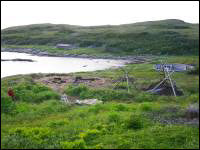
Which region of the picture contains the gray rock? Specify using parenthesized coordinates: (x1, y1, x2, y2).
(75, 99, 103, 105)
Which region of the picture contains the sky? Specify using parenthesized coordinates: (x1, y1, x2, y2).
(1, 1, 199, 29)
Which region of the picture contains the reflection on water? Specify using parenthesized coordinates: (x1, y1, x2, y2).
(1, 52, 128, 78)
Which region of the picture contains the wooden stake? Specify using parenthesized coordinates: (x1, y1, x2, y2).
(166, 68, 176, 97)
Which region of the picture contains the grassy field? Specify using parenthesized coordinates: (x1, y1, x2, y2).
(1, 19, 199, 55)
(1, 55, 199, 149)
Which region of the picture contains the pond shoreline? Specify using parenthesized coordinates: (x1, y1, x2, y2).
(1, 48, 154, 63)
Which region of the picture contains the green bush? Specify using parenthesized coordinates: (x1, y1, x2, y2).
(1, 92, 16, 113)
(10, 127, 52, 142)
(15, 102, 31, 113)
(32, 84, 51, 93)
(79, 129, 101, 143)
(34, 91, 60, 103)
(107, 112, 121, 123)
(2, 127, 53, 149)
(7, 82, 60, 103)
(139, 102, 153, 111)
(65, 84, 89, 96)
(126, 114, 144, 130)
(60, 139, 87, 149)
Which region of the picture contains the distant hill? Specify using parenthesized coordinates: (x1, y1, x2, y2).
(1, 19, 199, 55)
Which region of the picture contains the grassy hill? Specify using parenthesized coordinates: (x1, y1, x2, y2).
(1, 19, 199, 55)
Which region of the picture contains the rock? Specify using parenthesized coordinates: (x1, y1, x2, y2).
(75, 99, 103, 105)
(38, 51, 49, 56)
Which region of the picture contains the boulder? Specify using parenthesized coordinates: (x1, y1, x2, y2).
(75, 99, 103, 105)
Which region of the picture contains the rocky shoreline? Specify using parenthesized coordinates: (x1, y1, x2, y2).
(1, 47, 153, 63)
(1, 58, 35, 62)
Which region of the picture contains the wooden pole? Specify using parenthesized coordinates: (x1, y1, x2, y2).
(166, 68, 176, 97)
(125, 72, 130, 93)
(150, 70, 174, 92)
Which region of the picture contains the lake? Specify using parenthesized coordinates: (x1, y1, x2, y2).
(1, 52, 128, 78)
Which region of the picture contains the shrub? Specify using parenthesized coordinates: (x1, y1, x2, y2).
(94, 143, 104, 149)
(1, 92, 16, 113)
(126, 114, 144, 130)
(32, 84, 51, 93)
(60, 139, 87, 149)
(10, 127, 52, 143)
(65, 84, 89, 96)
(139, 102, 153, 112)
(15, 102, 31, 113)
(94, 123, 108, 133)
(107, 112, 121, 123)
(79, 129, 101, 142)
(34, 91, 60, 103)
(14, 89, 59, 103)
(3, 127, 53, 149)
(5, 82, 60, 103)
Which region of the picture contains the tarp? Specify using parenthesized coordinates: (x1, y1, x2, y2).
(154, 64, 194, 72)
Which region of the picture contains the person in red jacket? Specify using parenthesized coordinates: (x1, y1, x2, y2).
(7, 87, 16, 101)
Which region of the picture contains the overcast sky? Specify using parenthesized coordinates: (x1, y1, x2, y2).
(1, 1, 199, 29)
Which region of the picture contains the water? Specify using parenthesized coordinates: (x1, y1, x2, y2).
(1, 52, 128, 78)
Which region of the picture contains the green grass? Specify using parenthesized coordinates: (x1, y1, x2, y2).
(1, 101, 199, 149)
(1, 55, 199, 149)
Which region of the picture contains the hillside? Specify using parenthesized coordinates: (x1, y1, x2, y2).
(1, 19, 199, 55)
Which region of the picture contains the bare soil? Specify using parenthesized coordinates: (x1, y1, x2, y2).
(33, 74, 112, 94)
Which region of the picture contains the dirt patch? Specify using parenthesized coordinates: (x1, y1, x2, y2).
(33, 74, 111, 93)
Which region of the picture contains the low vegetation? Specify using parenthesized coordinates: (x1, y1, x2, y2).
(1, 18, 199, 149)
(1, 55, 199, 149)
